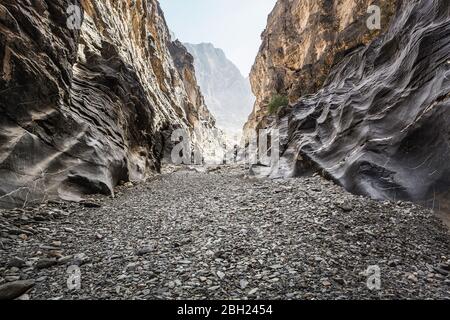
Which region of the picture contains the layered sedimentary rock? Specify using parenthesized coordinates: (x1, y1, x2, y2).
(0, 0, 218, 207)
(184, 43, 255, 136)
(168, 40, 224, 163)
(245, 0, 398, 136)
(252, 0, 450, 208)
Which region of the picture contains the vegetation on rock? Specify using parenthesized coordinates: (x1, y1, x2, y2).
(267, 94, 289, 114)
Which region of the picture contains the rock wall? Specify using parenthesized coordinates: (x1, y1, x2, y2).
(184, 43, 255, 136)
(168, 40, 214, 130)
(253, 0, 450, 208)
(168, 40, 225, 163)
(244, 0, 398, 136)
(0, 0, 218, 207)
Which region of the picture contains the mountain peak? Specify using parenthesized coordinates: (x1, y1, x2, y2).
(184, 43, 255, 135)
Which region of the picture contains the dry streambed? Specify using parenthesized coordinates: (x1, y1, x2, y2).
(0, 166, 449, 300)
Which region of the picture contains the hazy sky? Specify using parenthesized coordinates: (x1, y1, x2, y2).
(159, 0, 277, 76)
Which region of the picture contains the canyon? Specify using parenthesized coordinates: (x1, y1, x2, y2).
(0, 0, 220, 208)
(245, 0, 449, 212)
(0, 0, 449, 300)
(184, 42, 255, 136)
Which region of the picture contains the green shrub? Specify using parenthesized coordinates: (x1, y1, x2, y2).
(267, 94, 289, 114)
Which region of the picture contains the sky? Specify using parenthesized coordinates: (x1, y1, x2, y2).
(159, 0, 277, 76)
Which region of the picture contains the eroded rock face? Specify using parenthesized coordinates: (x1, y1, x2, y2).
(168, 40, 225, 163)
(184, 43, 255, 136)
(0, 0, 218, 207)
(259, 0, 450, 207)
(168, 40, 215, 131)
(244, 0, 398, 136)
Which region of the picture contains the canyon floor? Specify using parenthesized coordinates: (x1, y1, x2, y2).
(0, 165, 449, 300)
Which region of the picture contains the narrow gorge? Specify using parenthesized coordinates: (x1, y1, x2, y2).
(0, 0, 449, 301)
(0, 0, 220, 208)
(245, 0, 450, 212)
(184, 42, 255, 136)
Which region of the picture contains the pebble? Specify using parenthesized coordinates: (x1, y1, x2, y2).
(7, 257, 26, 268)
(0, 165, 449, 300)
(5, 276, 21, 282)
(16, 293, 30, 300)
(322, 280, 332, 287)
(407, 274, 418, 283)
(434, 267, 449, 276)
(136, 247, 153, 256)
(248, 288, 258, 295)
(57, 256, 73, 265)
(0, 280, 35, 300)
(35, 259, 57, 270)
(208, 286, 220, 291)
(82, 202, 102, 209)
(126, 263, 138, 271)
(72, 253, 90, 266)
(52, 241, 62, 247)
(240, 279, 249, 289)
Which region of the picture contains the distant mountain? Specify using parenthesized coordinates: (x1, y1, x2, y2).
(183, 43, 255, 136)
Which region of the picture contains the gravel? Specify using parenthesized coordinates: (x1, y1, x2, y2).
(0, 165, 449, 300)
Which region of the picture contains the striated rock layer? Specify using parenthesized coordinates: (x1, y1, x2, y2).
(244, 0, 398, 137)
(168, 40, 225, 162)
(0, 0, 218, 207)
(254, 0, 450, 208)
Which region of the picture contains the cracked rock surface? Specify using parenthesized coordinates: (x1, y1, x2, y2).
(0, 166, 449, 300)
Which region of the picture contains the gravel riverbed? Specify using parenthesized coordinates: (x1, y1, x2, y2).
(1, 165, 449, 300)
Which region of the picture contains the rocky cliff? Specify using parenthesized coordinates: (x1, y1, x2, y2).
(0, 0, 218, 207)
(168, 40, 224, 163)
(249, 0, 450, 209)
(245, 0, 398, 135)
(184, 43, 255, 136)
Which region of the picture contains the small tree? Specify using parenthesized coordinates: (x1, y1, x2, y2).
(267, 94, 289, 114)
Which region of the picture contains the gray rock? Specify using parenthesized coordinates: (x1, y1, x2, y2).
(439, 263, 450, 272)
(7, 257, 26, 268)
(0, 280, 35, 300)
(136, 247, 153, 256)
(82, 202, 102, 209)
(248, 288, 258, 296)
(5, 276, 21, 282)
(240, 280, 249, 290)
(72, 253, 91, 266)
(433, 267, 449, 276)
(35, 259, 57, 270)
